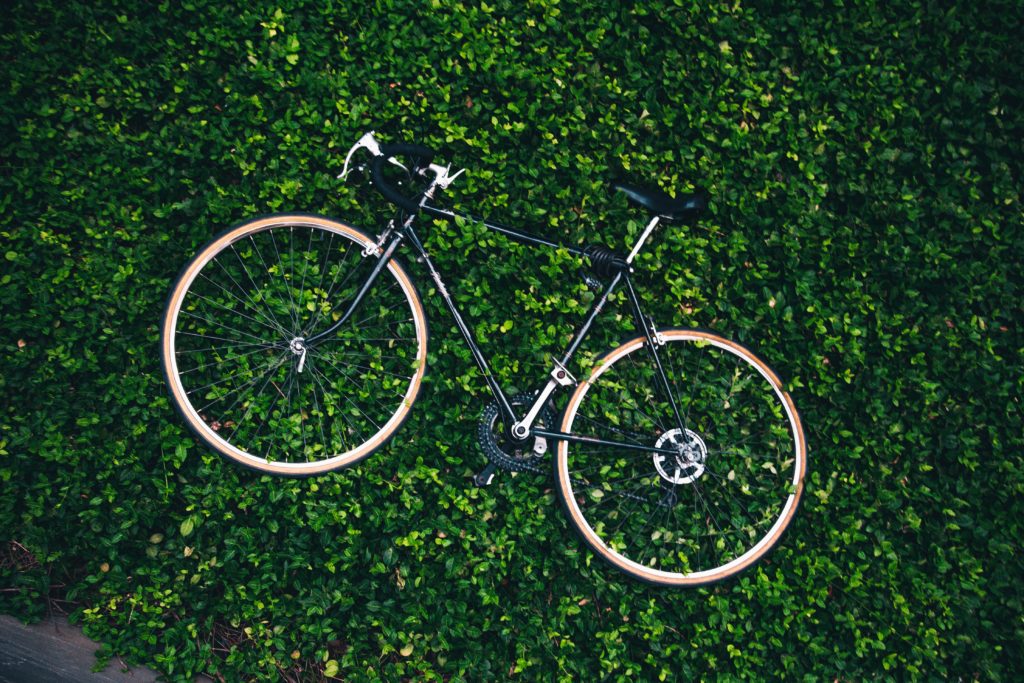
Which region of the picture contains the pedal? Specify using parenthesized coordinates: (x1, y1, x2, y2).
(472, 462, 498, 487)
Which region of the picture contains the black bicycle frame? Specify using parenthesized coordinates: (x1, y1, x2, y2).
(312, 202, 685, 458)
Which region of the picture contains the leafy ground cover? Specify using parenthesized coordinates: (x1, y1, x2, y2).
(1, 0, 1021, 679)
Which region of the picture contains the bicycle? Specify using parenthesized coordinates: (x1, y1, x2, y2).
(160, 132, 807, 586)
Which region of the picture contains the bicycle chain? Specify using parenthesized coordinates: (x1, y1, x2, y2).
(477, 394, 677, 507)
(476, 392, 555, 474)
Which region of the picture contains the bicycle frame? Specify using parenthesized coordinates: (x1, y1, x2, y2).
(309, 200, 685, 459)
(160, 136, 804, 583)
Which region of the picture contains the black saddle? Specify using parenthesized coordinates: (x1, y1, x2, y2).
(611, 180, 707, 223)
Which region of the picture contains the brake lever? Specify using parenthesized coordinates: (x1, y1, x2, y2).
(388, 157, 409, 174)
(339, 131, 412, 180)
(339, 131, 381, 180)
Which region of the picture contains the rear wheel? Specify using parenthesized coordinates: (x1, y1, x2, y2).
(555, 329, 806, 586)
(161, 214, 428, 476)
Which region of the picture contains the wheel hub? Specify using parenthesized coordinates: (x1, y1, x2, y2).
(653, 428, 707, 484)
(289, 337, 308, 373)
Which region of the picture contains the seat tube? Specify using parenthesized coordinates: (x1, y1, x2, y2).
(626, 216, 660, 264)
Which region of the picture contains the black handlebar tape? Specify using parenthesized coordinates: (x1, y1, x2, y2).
(369, 156, 419, 213)
(370, 143, 437, 213)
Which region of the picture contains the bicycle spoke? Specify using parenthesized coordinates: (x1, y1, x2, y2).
(314, 350, 415, 383)
(195, 351, 289, 416)
(228, 243, 292, 337)
(635, 488, 677, 567)
(570, 411, 650, 443)
(186, 353, 285, 396)
(607, 481, 653, 535)
(231, 363, 293, 450)
(318, 336, 416, 344)
(208, 252, 281, 333)
(306, 238, 359, 335)
(303, 229, 338, 336)
(307, 362, 375, 441)
(310, 348, 406, 411)
(175, 338, 282, 355)
(245, 367, 295, 456)
(179, 344, 283, 375)
(246, 232, 297, 333)
(267, 227, 300, 333)
(178, 308, 277, 345)
(573, 469, 658, 495)
(296, 226, 314, 315)
(306, 357, 333, 459)
(194, 272, 291, 338)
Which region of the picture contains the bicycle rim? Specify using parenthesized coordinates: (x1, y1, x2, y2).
(161, 215, 428, 476)
(556, 329, 805, 586)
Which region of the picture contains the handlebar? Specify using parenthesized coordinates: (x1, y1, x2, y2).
(340, 132, 465, 214)
(370, 143, 436, 213)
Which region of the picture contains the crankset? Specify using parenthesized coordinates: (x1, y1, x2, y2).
(473, 392, 556, 486)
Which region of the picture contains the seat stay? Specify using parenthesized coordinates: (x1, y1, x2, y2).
(622, 274, 688, 435)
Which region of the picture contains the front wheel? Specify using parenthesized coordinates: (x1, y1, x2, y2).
(555, 329, 806, 586)
(161, 215, 428, 476)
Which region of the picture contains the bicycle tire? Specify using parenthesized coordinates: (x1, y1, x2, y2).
(555, 329, 806, 586)
(161, 214, 428, 476)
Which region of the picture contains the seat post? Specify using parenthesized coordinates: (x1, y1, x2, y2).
(625, 216, 661, 264)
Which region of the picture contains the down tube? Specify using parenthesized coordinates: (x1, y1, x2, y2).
(402, 225, 517, 423)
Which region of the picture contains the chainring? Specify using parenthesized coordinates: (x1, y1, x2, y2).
(476, 392, 556, 474)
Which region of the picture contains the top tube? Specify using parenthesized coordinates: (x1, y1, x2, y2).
(420, 204, 588, 258)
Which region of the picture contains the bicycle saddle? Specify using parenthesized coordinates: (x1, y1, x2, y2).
(611, 180, 707, 223)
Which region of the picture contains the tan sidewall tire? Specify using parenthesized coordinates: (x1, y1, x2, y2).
(555, 329, 806, 586)
(161, 215, 428, 476)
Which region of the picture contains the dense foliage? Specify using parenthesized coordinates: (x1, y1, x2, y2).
(2, 0, 1021, 679)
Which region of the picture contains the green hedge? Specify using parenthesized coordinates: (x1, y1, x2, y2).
(1, 0, 1021, 679)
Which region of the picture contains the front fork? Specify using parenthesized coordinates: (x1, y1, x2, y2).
(305, 219, 407, 347)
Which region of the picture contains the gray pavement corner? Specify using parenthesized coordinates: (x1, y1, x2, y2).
(0, 613, 163, 683)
